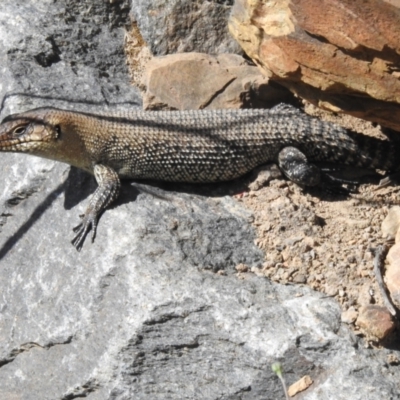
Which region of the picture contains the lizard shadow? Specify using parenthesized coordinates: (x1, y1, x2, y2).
(64, 164, 397, 213)
(0, 182, 66, 261)
(0, 168, 141, 261)
(63, 165, 290, 210)
(63, 167, 247, 212)
(0, 165, 396, 261)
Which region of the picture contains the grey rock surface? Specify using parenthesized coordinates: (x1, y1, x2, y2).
(131, 0, 242, 56)
(0, 1, 400, 400)
(0, 0, 141, 117)
(0, 160, 399, 400)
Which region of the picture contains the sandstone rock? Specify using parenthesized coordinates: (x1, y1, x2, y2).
(356, 305, 395, 340)
(385, 243, 400, 308)
(140, 53, 292, 110)
(131, 0, 242, 55)
(381, 206, 400, 239)
(229, 0, 400, 131)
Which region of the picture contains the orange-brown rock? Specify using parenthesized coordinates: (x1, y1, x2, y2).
(386, 243, 400, 308)
(229, 0, 400, 131)
(140, 53, 292, 110)
(356, 305, 395, 340)
(288, 375, 313, 397)
(381, 206, 400, 240)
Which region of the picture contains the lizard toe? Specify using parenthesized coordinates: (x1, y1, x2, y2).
(71, 214, 96, 251)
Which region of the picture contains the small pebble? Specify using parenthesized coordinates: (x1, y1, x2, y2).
(356, 305, 395, 340)
(288, 375, 313, 397)
(341, 307, 358, 324)
(235, 263, 249, 273)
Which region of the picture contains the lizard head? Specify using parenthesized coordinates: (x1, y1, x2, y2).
(0, 108, 93, 172)
(0, 111, 60, 154)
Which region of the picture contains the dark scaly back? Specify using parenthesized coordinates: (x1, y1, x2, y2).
(65, 106, 400, 177)
(281, 111, 400, 173)
(343, 129, 400, 172)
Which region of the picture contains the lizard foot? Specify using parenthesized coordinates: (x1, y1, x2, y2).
(71, 212, 98, 251)
(70, 164, 120, 251)
(319, 173, 358, 195)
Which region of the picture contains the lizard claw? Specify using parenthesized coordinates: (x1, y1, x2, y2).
(71, 213, 98, 251)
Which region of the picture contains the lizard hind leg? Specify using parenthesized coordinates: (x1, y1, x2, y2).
(72, 164, 121, 251)
(278, 146, 321, 187)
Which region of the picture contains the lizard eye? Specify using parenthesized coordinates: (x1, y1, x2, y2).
(12, 125, 27, 137)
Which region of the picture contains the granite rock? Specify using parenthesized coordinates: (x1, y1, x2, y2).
(131, 0, 242, 56)
(0, 0, 141, 117)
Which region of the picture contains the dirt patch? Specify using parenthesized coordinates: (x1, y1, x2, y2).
(239, 103, 400, 323)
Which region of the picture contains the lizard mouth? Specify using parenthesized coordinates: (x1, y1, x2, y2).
(0, 138, 46, 152)
(0, 135, 27, 147)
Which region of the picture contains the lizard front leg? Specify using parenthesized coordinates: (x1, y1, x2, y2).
(72, 164, 121, 251)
